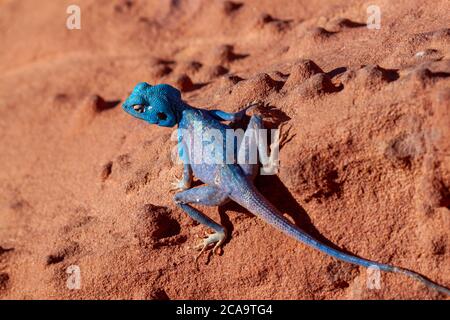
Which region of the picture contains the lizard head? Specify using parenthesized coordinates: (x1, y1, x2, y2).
(122, 82, 181, 127)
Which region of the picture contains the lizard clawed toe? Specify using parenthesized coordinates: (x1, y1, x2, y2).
(170, 172, 189, 192)
(276, 122, 295, 149)
(261, 122, 294, 174)
(194, 231, 226, 264)
(244, 100, 264, 117)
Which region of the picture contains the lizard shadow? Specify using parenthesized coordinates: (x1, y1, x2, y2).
(216, 109, 365, 258)
(255, 105, 291, 129)
(184, 82, 210, 92)
(218, 174, 360, 257)
(96, 98, 122, 112)
(327, 66, 347, 79)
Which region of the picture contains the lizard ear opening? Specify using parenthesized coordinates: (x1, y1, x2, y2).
(155, 109, 176, 127)
(157, 112, 167, 121)
(145, 96, 177, 127)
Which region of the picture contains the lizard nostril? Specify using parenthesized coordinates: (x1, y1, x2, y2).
(157, 112, 167, 120)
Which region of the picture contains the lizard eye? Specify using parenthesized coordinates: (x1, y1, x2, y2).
(133, 104, 145, 113)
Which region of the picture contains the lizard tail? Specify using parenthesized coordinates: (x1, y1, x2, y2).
(230, 183, 450, 296)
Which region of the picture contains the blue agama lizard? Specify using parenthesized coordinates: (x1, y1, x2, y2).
(122, 82, 450, 296)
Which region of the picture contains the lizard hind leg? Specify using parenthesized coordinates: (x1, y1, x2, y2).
(237, 115, 264, 180)
(174, 186, 230, 263)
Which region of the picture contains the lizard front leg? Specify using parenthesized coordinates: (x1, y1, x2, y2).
(171, 163, 193, 191)
(208, 101, 260, 123)
(171, 136, 193, 192)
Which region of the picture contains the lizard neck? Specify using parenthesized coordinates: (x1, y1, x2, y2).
(175, 101, 197, 125)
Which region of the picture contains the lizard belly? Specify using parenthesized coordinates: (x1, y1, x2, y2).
(191, 162, 241, 193)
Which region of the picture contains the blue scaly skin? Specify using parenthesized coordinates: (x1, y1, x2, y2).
(122, 82, 450, 296)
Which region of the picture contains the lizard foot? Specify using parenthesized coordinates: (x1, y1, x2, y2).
(170, 172, 191, 192)
(244, 100, 264, 117)
(194, 230, 226, 264)
(261, 122, 295, 175)
(229, 100, 262, 126)
(269, 122, 291, 150)
(276, 122, 295, 149)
